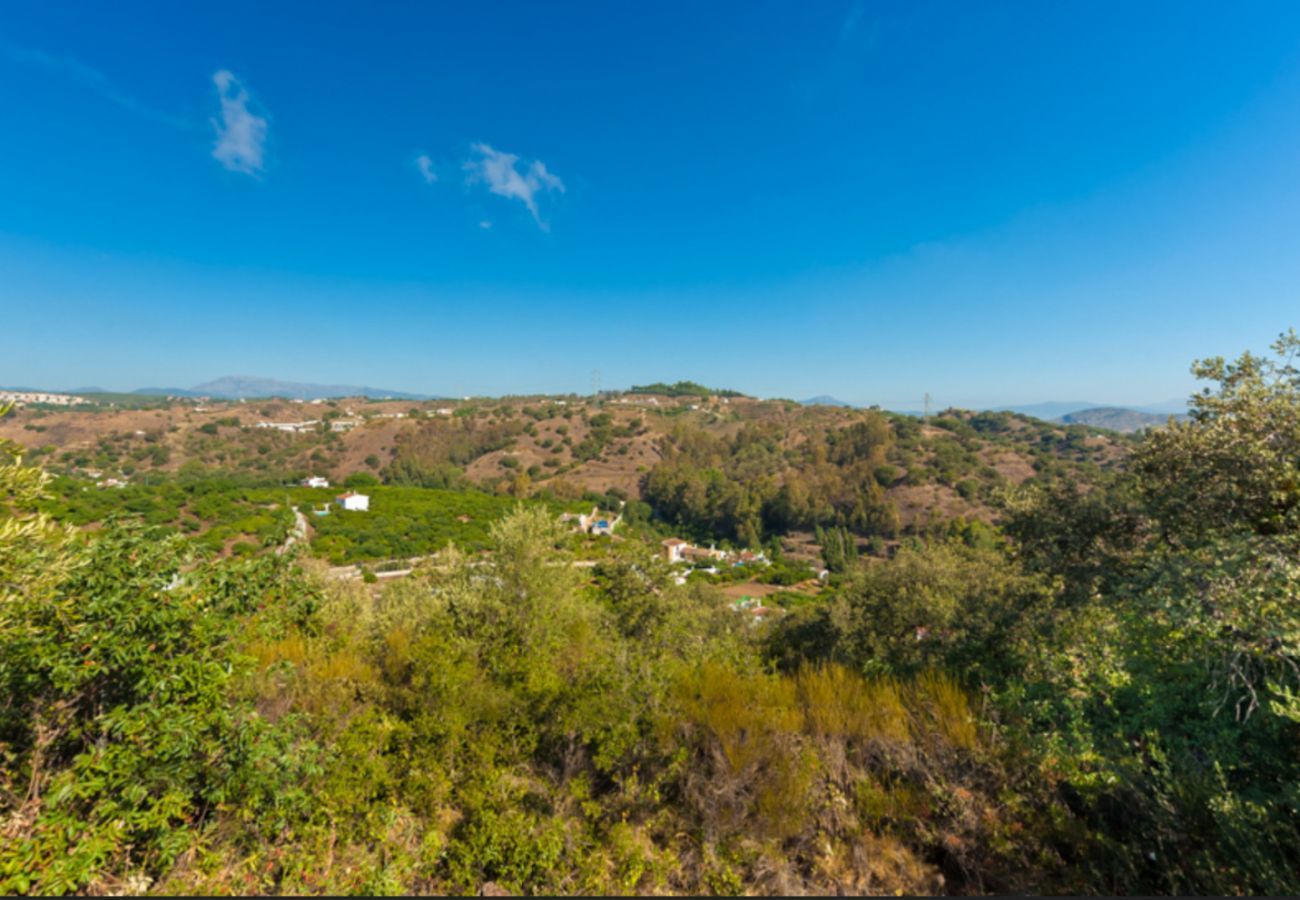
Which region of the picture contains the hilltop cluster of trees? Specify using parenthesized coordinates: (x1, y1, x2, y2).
(2, 332, 1299, 895)
(627, 381, 743, 398)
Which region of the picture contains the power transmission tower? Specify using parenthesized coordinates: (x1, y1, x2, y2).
(590, 368, 601, 398)
(923, 392, 932, 422)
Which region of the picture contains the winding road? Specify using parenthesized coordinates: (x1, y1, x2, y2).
(277, 508, 309, 556)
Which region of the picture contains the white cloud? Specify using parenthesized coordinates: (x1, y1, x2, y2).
(464, 143, 564, 229)
(415, 153, 437, 184)
(210, 70, 267, 175)
(479, 220, 493, 230)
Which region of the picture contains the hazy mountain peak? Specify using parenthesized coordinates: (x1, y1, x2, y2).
(801, 395, 854, 407)
(190, 375, 435, 401)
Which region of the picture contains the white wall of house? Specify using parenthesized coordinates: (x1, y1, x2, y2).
(338, 493, 370, 511)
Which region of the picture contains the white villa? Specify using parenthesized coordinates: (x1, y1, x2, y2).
(301, 476, 331, 488)
(336, 491, 370, 512)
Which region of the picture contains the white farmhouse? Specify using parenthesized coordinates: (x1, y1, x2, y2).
(301, 476, 331, 488)
(336, 491, 370, 512)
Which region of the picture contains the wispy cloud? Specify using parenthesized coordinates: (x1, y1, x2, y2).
(464, 143, 564, 230)
(792, 2, 878, 103)
(211, 70, 268, 175)
(415, 153, 437, 184)
(4, 44, 189, 128)
(838, 1, 865, 42)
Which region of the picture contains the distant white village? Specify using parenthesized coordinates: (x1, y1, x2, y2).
(255, 418, 361, 434)
(250, 404, 462, 434)
(0, 390, 86, 406)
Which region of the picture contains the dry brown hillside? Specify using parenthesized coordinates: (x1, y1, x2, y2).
(3, 393, 1133, 537)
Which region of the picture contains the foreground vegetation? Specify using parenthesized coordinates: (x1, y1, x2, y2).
(2, 333, 1299, 895)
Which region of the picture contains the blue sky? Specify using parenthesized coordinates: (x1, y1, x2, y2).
(4, 1, 1300, 407)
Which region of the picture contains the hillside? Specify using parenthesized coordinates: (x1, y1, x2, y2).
(1, 392, 1131, 548)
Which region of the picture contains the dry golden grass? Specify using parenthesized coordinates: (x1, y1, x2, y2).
(795, 663, 978, 752)
(912, 670, 978, 750)
(797, 664, 911, 745)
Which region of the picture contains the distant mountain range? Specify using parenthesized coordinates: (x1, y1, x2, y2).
(1057, 406, 1186, 432)
(174, 376, 439, 400)
(799, 395, 1190, 432)
(0, 377, 435, 401)
(7, 377, 1193, 422)
(993, 400, 1110, 419)
(994, 399, 1188, 419)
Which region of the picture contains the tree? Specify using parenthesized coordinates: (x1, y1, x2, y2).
(999, 329, 1300, 893)
(833, 538, 1053, 685)
(1, 404, 319, 892)
(1136, 328, 1300, 539)
(815, 524, 858, 574)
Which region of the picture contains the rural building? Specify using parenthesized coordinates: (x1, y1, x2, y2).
(560, 506, 622, 536)
(336, 491, 370, 512)
(256, 420, 319, 433)
(683, 544, 726, 563)
(661, 538, 689, 563)
(301, 476, 330, 488)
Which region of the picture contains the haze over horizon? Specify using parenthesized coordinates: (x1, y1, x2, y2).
(0, 372, 1192, 418)
(5, 1, 1300, 408)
